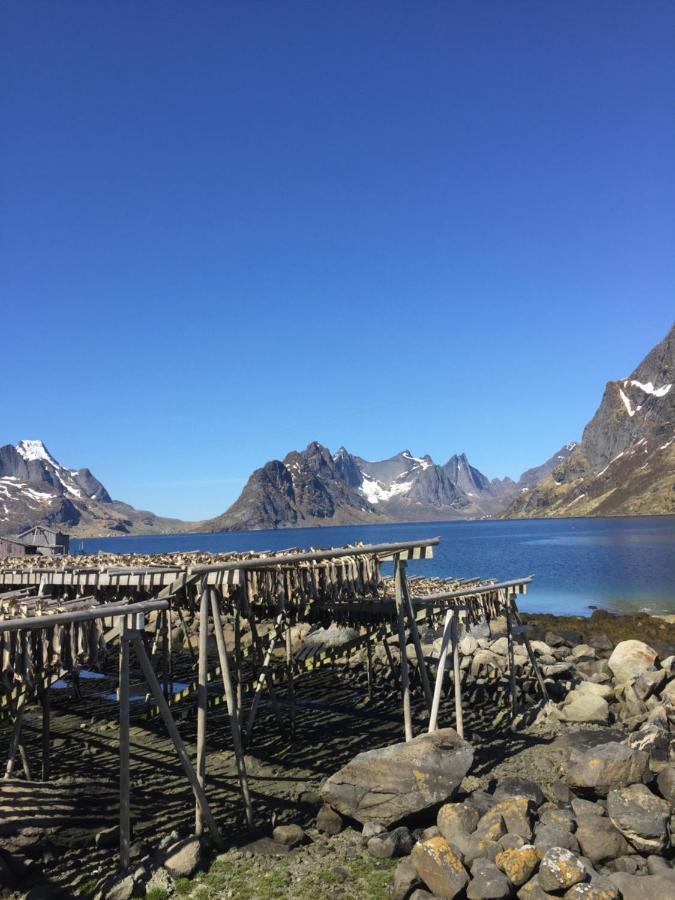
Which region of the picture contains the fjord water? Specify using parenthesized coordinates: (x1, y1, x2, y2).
(79, 517, 675, 616)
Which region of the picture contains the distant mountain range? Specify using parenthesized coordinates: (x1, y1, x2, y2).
(1, 325, 672, 538)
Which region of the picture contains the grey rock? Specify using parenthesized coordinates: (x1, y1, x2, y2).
(539, 808, 575, 832)
(316, 804, 344, 835)
(362, 821, 386, 844)
(566, 741, 649, 795)
(544, 780, 573, 804)
(493, 777, 545, 807)
(163, 838, 201, 879)
(534, 824, 579, 853)
(563, 881, 619, 899)
(437, 802, 480, 842)
(538, 847, 587, 892)
(657, 764, 675, 805)
(633, 668, 667, 701)
(466, 858, 511, 900)
(646, 854, 673, 875)
(272, 824, 305, 848)
(411, 836, 469, 898)
(392, 856, 422, 900)
(571, 798, 605, 818)
(609, 871, 675, 900)
(321, 728, 473, 826)
(103, 875, 135, 900)
(562, 694, 609, 724)
(608, 640, 658, 684)
(607, 783, 671, 852)
(574, 816, 630, 864)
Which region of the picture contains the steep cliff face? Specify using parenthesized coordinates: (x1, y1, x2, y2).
(0, 440, 186, 538)
(505, 325, 675, 518)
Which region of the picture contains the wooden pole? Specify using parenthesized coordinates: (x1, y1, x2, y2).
(399, 560, 433, 713)
(245, 612, 285, 743)
(244, 590, 284, 732)
(195, 584, 209, 836)
(510, 597, 549, 702)
(279, 580, 295, 741)
(41, 685, 50, 781)
(451, 611, 464, 739)
(365, 628, 373, 700)
(119, 624, 131, 871)
(130, 634, 224, 849)
(161, 609, 170, 701)
(208, 588, 255, 834)
(4, 698, 26, 780)
(505, 590, 518, 718)
(394, 557, 412, 742)
(234, 600, 243, 725)
(428, 610, 452, 732)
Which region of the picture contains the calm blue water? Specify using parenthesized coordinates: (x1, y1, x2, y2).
(77, 517, 675, 617)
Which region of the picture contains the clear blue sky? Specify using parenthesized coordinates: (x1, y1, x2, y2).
(2, 1, 673, 520)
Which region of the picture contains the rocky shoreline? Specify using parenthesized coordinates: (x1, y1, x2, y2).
(2, 600, 675, 899)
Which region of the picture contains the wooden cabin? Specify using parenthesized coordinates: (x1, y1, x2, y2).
(0, 536, 27, 558)
(15, 525, 70, 555)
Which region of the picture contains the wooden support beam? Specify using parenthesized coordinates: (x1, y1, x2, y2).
(208, 587, 255, 834)
(394, 558, 412, 742)
(451, 611, 464, 739)
(41, 686, 50, 781)
(428, 610, 452, 732)
(119, 625, 131, 871)
(399, 560, 433, 713)
(195, 585, 209, 836)
(4, 697, 26, 780)
(505, 590, 518, 718)
(244, 612, 285, 744)
(130, 634, 224, 849)
(510, 595, 549, 703)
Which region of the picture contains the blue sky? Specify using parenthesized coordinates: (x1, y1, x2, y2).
(2, 1, 673, 520)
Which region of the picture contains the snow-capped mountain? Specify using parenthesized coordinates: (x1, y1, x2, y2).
(0, 440, 185, 537)
(506, 323, 675, 518)
(200, 442, 527, 532)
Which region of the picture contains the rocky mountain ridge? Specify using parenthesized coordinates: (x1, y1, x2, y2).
(199, 442, 577, 532)
(505, 324, 675, 518)
(0, 440, 186, 538)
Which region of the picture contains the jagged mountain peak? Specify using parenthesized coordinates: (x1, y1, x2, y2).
(15, 439, 56, 463)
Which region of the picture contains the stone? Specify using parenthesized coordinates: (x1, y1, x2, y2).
(495, 844, 541, 886)
(573, 681, 615, 701)
(272, 824, 305, 848)
(104, 875, 136, 900)
(563, 882, 619, 899)
(588, 633, 614, 653)
(477, 797, 532, 840)
(460, 635, 479, 655)
(574, 816, 630, 864)
(539, 808, 575, 832)
(471, 650, 507, 677)
(462, 835, 499, 865)
(95, 825, 120, 849)
(647, 854, 673, 875)
(657, 764, 675, 805)
(608, 872, 675, 900)
(607, 783, 671, 852)
(498, 833, 525, 851)
(571, 798, 605, 818)
(392, 856, 422, 900)
(493, 777, 545, 807)
(469, 790, 497, 817)
(411, 836, 468, 899)
(607, 640, 658, 684)
(316, 803, 344, 835)
(163, 838, 201, 879)
(538, 847, 587, 893)
(566, 741, 649, 795)
(633, 668, 667, 701)
(368, 826, 414, 859)
(517, 874, 559, 898)
(661, 678, 675, 706)
(240, 836, 289, 857)
(437, 802, 480, 842)
(534, 824, 579, 854)
(562, 693, 610, 724)
(303, 625, 359, 647)
(572, 644, 597, 659)
(362, 821, 386, 843)
(320, 728, 473, 826)
(466, 858, 511, 899)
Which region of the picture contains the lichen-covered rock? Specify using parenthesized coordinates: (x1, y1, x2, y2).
(392, 856, 422, 900)
(538, 847, 586, 893)
(608, 640, 658, 684)
(411, 835, 468, 898)
(495, 844, 542, 886)
(437, 801, 480, 843)
(477, 797, 532, 840)
(320, 728, 473, 826)
(534, 824, 579, 854)
(563, 881, 619, 899)
(493, 777, 545, 807)
(607, 783, 671, 852)
(566, 741, 649, 795)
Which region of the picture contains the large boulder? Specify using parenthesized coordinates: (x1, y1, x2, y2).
(607, 783, 671, 852)
(575, 815, 630, 864)
(566, 741, 649, 795)
(562, 693, 609, 724)
(321, 728, 473, 826)
(608, 640, 658, 684)
(608, 871, 675, 900)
